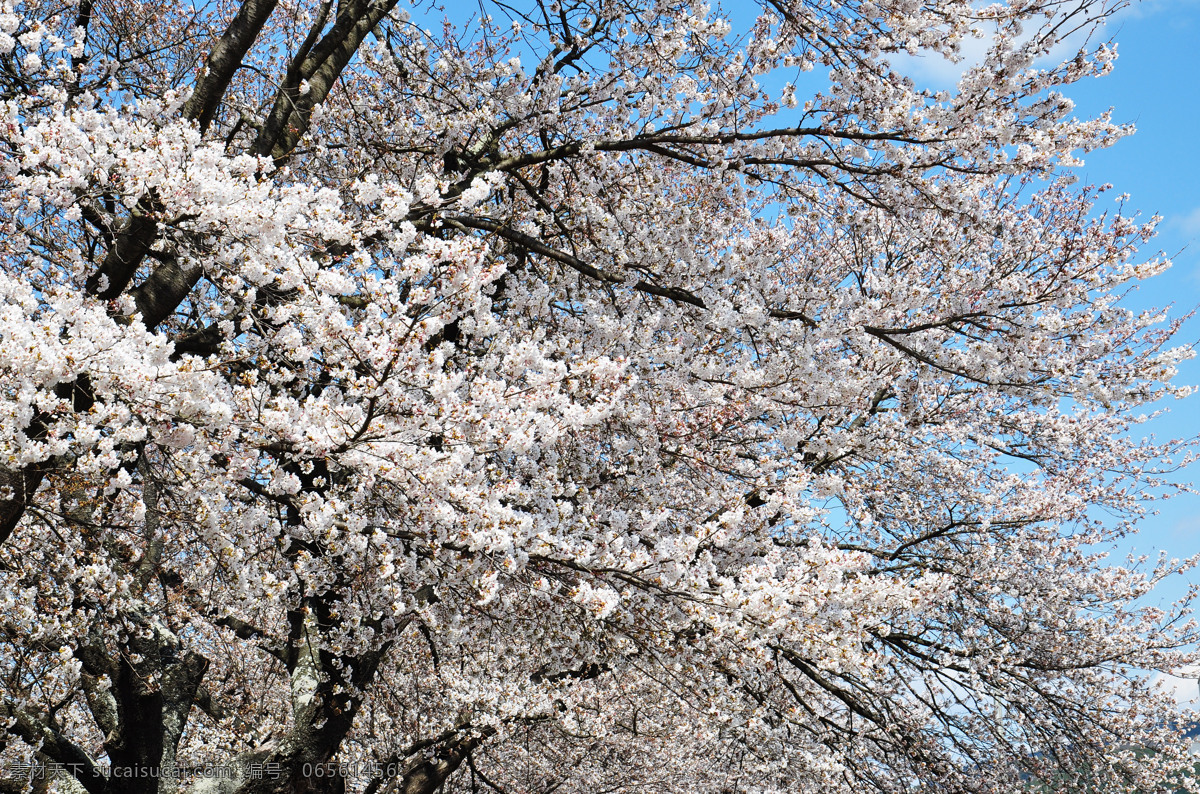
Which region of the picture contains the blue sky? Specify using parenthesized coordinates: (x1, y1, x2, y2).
(790, 0, 1200, 604)
(935, 0, 1200, 604)
(1043, 0, 1200, 604)
(451, 0, 1200, 602)
(876, 1, 1200, 698)
(775, 0, 1200, 604)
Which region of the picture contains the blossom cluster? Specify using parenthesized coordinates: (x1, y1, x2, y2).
(0, 0, 1195, 793)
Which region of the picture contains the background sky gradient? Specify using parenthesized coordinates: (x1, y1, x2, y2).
(894, 0, 1200, 607)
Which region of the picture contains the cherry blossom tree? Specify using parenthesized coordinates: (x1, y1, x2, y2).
(0, 0, 1196, 792)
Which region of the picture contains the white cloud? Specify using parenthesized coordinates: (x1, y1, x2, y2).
(887, 10, 1120, 90)
(889, 35, 992, 88)
(1154, 666, 1200, 707)
(1172, 206, 1200, 238)
(1122, 0, 1200, 21)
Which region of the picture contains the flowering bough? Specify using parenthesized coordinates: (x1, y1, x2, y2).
(0, 0, 1196, 792)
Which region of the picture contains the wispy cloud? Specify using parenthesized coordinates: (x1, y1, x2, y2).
(1121, 0, 1200, 21)
(887, 0, 1199, 88)
(888, 9, 1124, 90)
(1154, 666, 1200, 708)
(889, 36, 991, 88)
(1168, 206, 1200, 238)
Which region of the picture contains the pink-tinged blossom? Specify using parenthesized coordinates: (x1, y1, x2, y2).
(0, 1, 1194, 793)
